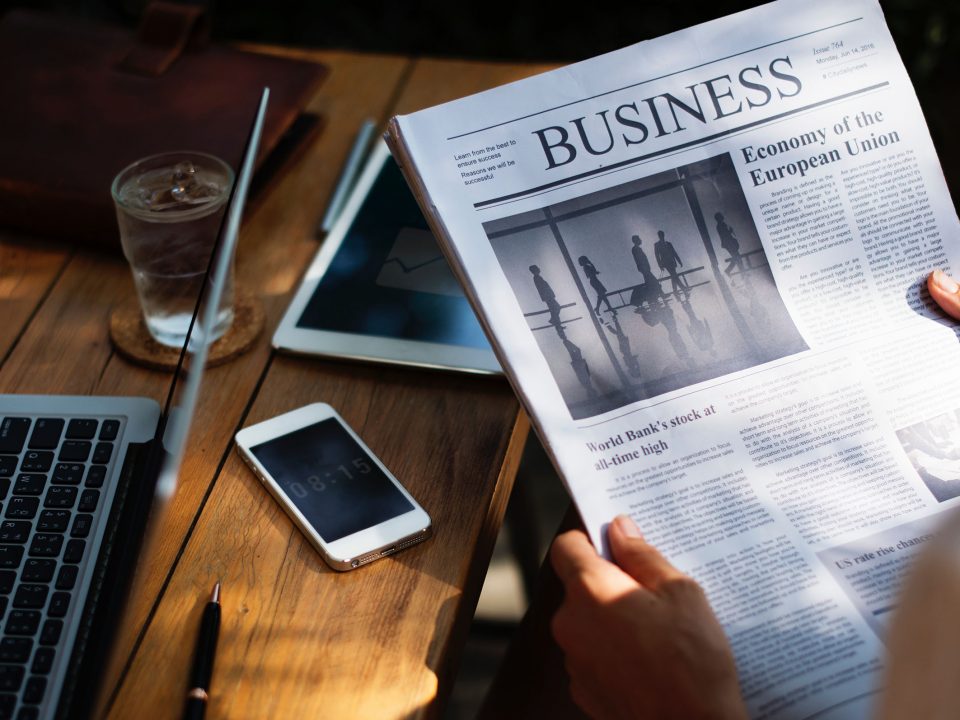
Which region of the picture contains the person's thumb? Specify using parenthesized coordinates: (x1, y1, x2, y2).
(608, 515, 685, 590)
(928, 270, 960, 321)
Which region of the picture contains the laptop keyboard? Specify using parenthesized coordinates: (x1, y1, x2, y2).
(0, 415, 123, 720)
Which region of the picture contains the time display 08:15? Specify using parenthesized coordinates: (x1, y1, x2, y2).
(287, 458, 372, 498)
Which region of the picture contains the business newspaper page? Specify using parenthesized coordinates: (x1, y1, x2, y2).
(390, 0, 960, 717)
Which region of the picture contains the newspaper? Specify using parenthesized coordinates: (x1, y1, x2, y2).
(387, 1, 960, 717)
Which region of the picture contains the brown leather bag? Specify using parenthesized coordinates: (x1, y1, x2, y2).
(0, 4, 327, 251)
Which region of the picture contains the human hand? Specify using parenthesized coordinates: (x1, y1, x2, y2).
(550, 515, 747, 720)
(928, 270, 960, 320)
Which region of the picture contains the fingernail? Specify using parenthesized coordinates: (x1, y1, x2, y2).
(615, 514, 643, 539)
(933, 269, 960, 294)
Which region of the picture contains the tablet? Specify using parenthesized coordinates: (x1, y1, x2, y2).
(273, 141, 500, 374)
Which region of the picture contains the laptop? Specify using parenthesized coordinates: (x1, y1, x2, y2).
(0, 89, 269, 720)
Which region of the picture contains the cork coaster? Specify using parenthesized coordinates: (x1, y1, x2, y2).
(109, 290, 265, 371)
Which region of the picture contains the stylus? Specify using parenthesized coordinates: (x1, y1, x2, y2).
(319, 118, 376, 234)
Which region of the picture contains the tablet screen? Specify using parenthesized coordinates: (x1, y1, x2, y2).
(295, 155, 490, 350)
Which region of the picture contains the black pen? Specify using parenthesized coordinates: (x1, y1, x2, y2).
(184, 581, 221, 720)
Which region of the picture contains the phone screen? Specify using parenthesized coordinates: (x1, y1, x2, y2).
(250, 418, 414, 543)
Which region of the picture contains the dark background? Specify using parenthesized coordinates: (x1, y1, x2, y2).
(4, 0, 955, 70)
(5, 0, 960, 197)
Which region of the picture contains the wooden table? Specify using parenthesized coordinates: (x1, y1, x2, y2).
(0, 50, 556, 718)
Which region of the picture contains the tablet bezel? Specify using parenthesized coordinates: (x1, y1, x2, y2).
(272, 140, 500, 375)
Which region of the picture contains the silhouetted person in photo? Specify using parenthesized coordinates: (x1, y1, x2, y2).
(680, 296, 715, 355)
(529, 264, 562, 326)
(631, 235, 666, 305)
(578, 255, 614, 316)
(742, 270, 770, 328)
(654, 230, 688, 298)
(557, 326, 598, 399)
(660, 301, 693, 368)
(715, 212, 743, 276)
(604, 313, 642, 378)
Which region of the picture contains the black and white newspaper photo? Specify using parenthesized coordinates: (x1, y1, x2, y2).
(484, 152, 808, 419)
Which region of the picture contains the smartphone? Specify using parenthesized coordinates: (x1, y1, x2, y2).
(235, 403, 432, 571)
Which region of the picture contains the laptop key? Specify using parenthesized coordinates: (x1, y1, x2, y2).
(63, 540, 85, 564)
(0, 547, 23, 569)
(92, 442, 113, 464)
(55, 566, 77, 590)
(0, 666, 24, 693)
(27, 420, 63, 451)
(5, 498, 38, 520)
(39, 621, 61, 646)
(37, 511, 69, 533)
(52, 464, 83, 485)
(13, 476, 45, 497)
(65, 419, 98, 440)
(0, 480, 8, 502)
(0, 572, 14, 594)
(30, 648, 53, 675)
(99, 420, 120, 441)
(48, 593, 69, 619)
(0, 523, 30, 544)
(0, 459, 15, 478)
(71, 515, 92, 538)
(42, 487, 76, 510)
(17, 677, 47, 704)
(13, 585, 48, 610)
(28, 534, 63, 559)
(6, 611, 40, 636)
(21, 561, 54, 584)
(0, 420, 29, 455)
(57, 442, 89, 463)
(0, 639, 31, 664)
(22, 676, 45, 704)
(18, 454, 51, 474)
(85, 465, 107, 488)
(78, 490, 99, 513)
(0, 692, 15, 720)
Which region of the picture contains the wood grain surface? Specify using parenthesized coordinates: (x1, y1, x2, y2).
(0, 238, 71, 363)
(0, 48, 552, 720)
(100, 53, 550, 719)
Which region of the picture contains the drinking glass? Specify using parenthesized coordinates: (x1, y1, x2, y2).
(112, 151, 234, 348)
